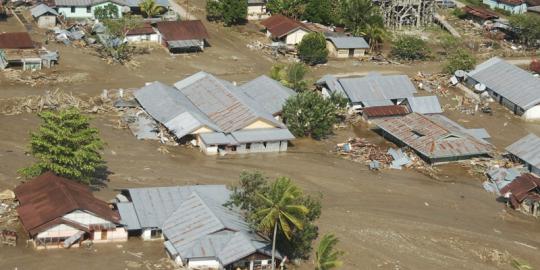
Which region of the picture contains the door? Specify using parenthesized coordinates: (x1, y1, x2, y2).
(349, 49, 354, 58)
(101, 230, 107, 240)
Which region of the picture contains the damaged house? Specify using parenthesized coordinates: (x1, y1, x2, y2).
(316, 73, 417, 113)
(133, 72, 295, 155)
(0, 32, 58, 71)
(467, 57, 540, 121)
(373, 113, 493, 164)
(155, 20, 209, 53)
(14, 172, 128, 249)
(116, 185, 280, 269)
(500, 174, 540, 217)
(506, 133, 540, 175)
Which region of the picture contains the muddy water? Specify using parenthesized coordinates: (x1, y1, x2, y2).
(1, 113, 539, 270)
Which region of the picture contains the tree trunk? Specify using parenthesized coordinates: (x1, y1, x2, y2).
(271, 222, 278, 270)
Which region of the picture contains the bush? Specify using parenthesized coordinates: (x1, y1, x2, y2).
(509, 14, 540, 48)
(94, 3, 119, 20)
(206, 0, 222, 21)
(391, 35, 430, 61)
(205, 0, 247, 26)
(270, 63, 309, 92)
(443, 49, 476, 74)
(298, 32, 328, 65)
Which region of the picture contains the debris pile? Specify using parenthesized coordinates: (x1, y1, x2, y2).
(2, 69, 89, 87)
(413, 72, 450, 97)
(0, 189, 18, 233)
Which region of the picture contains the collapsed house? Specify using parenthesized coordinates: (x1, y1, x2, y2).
(116, 185, 280, 269)
(14, 172, 127, 249)
(500, 174, 540, 217)
(506, 133, 540, 175)
(466, 57, 540, 121)
(260, 14, 311, 45)
(462, 5, 499, 22)
(325, 35, 370, 58)
(378, 0, 435, 29)
(373, 113, 493, 164)
(133, 72, 295, 155)
(316, 73, 417, 113)
(0, 32, 58, 70)
(155, 20, 209, 53)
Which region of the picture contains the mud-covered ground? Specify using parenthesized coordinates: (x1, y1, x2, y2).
(1, 3, 540, 270)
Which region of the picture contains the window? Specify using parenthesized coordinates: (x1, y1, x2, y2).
(246, 143, 251, 150)
(150, 229, 162, 239)
(87, 6, 91, 13)
(71, 6, 76, 13)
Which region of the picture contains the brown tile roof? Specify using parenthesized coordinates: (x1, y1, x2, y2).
(0, 32, 35, 49)
(260, 14, 310, 38)
(126, 23, 156, 36)
(500, 174, 540, 206)
(463, 6, 499, 20)
(14, 172, 120, 236)
(156, 20, 209, 41)
(363, 105, 409, 118)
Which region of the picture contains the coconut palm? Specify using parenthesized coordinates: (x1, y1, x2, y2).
(139, 0, 163, 18)
(255, 177, 309, 270)
(362, 23, 388, 52)
(315, 233, 344, 270)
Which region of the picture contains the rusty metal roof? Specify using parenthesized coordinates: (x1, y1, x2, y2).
(463, 6, 499, 20)
(0, 32, 35, 49)
(500, 174, 540, 206)
(156, 20, 209, 42)
(14, 172, 120, 236)
(363, 105, 409, 118)
(373, 113, 493, 162)
(126, 23, 156, 36)
(261, 14, 311, 38)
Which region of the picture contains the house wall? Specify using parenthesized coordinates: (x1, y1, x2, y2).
(92, 227, 128, 243)
(57, 2, 123, 19)
(63, 210, 113, 226)
(141, 228, 163, 240)
(243, 119, 276, 129)
(327, 41, 367, 58)
(36, 224, 82, 239)
(126, 33, 160, 43)
(37, 16, 56, 28)
(247, 4, 268, 20)
(522, 105, 540, 121)
(482, 0, 528, 14)
(187, 258, 221, 269)
(285, 29, 308, 45)
(198, 139, 219, 155)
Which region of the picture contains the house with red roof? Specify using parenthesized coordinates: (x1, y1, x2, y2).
(260, 14, 312, 45)
(155, 20, 209, 53)
(14, 172, 127, 249)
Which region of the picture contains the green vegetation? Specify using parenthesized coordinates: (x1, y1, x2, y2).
(266, 0, 306, 19)
(282, 91, 345, 139)
(443, 49, 476, 74)
(391, 35, 430, 61)
(298, 32, 328, 65)
(19, 108, 105, 185)
(139, 0, 164, 18)
(303, 0, 334, 25)
(206, 0, 247, 25)
(94, 3, 119, 20)
(227, 171, 322, 262)
(315, 234, 345, 270)
(509, 14, 540, 48)
(338, 0, 387, 51)
(270, 62, 309, 92)
(100, 16, 144, 63)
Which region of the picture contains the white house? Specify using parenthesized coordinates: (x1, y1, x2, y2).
(260, 14, 311, 45)
(483, 0, 528, 14)
(30, 4, 59, 28)
(247, 0, 269, 20)
(125, 23, 160, 43)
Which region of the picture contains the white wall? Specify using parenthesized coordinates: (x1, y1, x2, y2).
(93, 227, 128, 243)
(522, 105, 540, 121)
(142, 229, 163, 240)
(285, 29, 308, 45)
(37, 16, 56, 29)
(37, 224, 81, 239)
(126, 33, 160, 43)
(187, 258, 221, 269)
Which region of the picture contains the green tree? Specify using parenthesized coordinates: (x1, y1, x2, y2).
(206, 0, 222, 21)
(362, 22, 388, 52)
(205, 0, 247, 26)
(315, 234, 345, 270)
(267, 0, 307, 19)
(282, 91, 343, 139)
(303, 0, 333, 25)
(94, 3, 119, 20)
(391, 35, 430, 61)
(443, 49, 476, 74)
(509, 14, 540, 48)
(298, 32, 328, 65)
(254, 177, 309, 270)
(100, 15, 143, 63)
(19, 108, 105, 185)
(270, 63, 309, 92)
(139, 0, 164, 18)
(338, 0, 383, 36)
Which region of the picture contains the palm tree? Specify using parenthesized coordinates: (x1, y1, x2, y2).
(362, 23, 388, 52)
(315, 234, 344, 270)
(255, 177, 309, 270)
(139, 0, 163, 18)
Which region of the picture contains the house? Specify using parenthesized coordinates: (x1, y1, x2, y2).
(362, 105, 410, 121)
(134, 72, 295, 155)
(404, 96, 443, 114)
(0, 32, 58, 71)
(373, 113, 493, 164)
(500, 174, 540, 217)
(125, 22, 159, 43)
(54, 0, 125, 19)
(466, 57, 540, 120)
(506, 133, 540, 175)
(462, 5, 499, 22)
(14, 172, 127, 249)
(155, 20, 209, 53)
(116, 185, 280, 269)
(30, 3, 59, 28)
(247, 0, 268, 20)
(483, 0, 528, 14)
(315, 73, 417, 113)
(260, 14, 311, 45)
(325, 35, 369, 58)
(239, 74, 296, 117)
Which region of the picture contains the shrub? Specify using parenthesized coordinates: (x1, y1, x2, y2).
(443, 49, 476, 74)
(391, 35, 430, 61)
(298, 32, 328, 65)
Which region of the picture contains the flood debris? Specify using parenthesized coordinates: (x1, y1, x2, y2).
(0, 189, 18, 245)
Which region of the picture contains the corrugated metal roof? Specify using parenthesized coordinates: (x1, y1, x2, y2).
(506, 133, 540, 169)
(326, 36, 369, 49)
(231, 128, 295, 144)
(199, 132, 237, 145)
(0, 32, 34, 49)
(468, 57, 540, 110)
(30, 4, 59, 17)
(54, 0, 128, 6)
(362, 105, 409, 118)
(260, 14, 310, 38)
(464, 128, 491, 140)
(240, 75, 296, 115)
(167, 39, 202, 49)
(500, 174, 540, 203)
(373, 113, 493, 161)
(156, 20, 209, 42)
(406, 96, 443, 114)
(315, 75, 348, 98)
(116, 202, 141, 230)
(362, 99, 394, 107)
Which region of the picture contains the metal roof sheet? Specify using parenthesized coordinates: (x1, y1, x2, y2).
(506, 133, 540, 169)
(362, 99, 394, 107)
(231, 128, 295, 143)
(467, 57, 540, 110)
(240, 75, 296, 115)
(464, 128, 491, 140)
(156, 20, 209, 42)
(116, 202, 141, 230)
(167, 39, 202, 49)
(316, 75, 348, 98)
(0, 32, 34, 49)
(54, 0, 128, 6)
(199, 132, 237, 145)
(326, 36, 369, 49)
(362, 105, 409, 118)
(406, 96, 443, 114)
(30, 4, 59, 17)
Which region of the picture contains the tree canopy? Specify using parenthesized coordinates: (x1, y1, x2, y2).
(270, 63, 309, 92)
(139, 0, 164, 18)
(19, 108, 105, 185)
(391, 35, 430, 61)
(94, 3, 119, 20)
(303, 0, 333, 25)
(206, 0, 247, 26)
(298, 32, 328, 65)
(509, 14, 540, 48)
(443, 49, 476, 74)
(315, 234, 345, 270)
